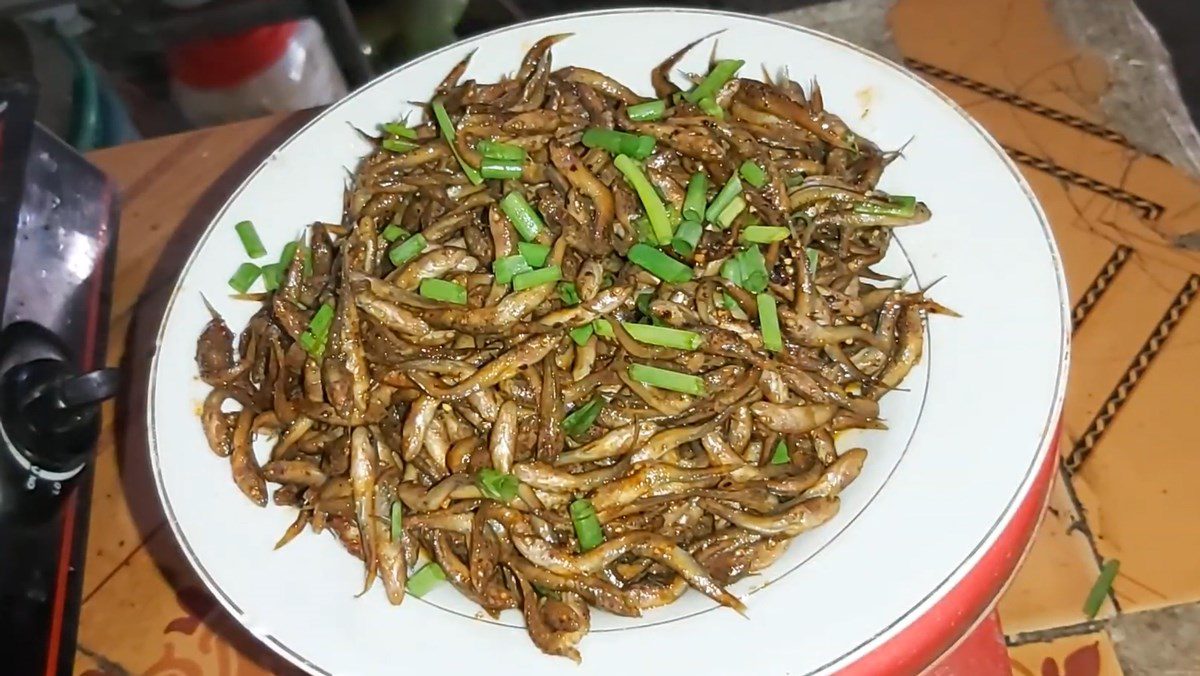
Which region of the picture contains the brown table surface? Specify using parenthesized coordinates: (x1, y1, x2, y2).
(76, 1, 1200, 673)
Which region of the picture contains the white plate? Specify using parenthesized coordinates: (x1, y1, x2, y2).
(147, 8, 1069, 675)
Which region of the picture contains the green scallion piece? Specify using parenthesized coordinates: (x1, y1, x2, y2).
(682, 172, 708, 223)
(705, 175, 743, 224)
(741, 225, 791, 244)
(592, 318, 615, 338)
(558, 282, 581, 306)
(757, 293, 782, 352)
(381, 224, 407, 242)
(279, 240, 299, 268)
(735, 246, 770, 293)
(716, 195, 746, 229)
(499, 191, 546, 241)
(739, 160, 767, 188)
(432, 99, 483, 185)
(622, 323, 702, 350)
(475, 468, 520, 502)
(806, 247, 820, 272)
(380, 122, 417, 139)
(493, 255, 533, 285)
(228, 263, 261, 293)
(419, 278, 468, 305)
(853, 195, 917, 218)
(632, 217, 660, 246)
(407, 562, 446, 597)
(613, 155, 673, 244)
(476, 139, 527, 162)
(627, 99, 667, 121)
(627, 243, 693, 284)
(234, 220, 267, 259)
(569, 498, 605, 552)
(260, 263, 283, 292)
(671, 219, 703, 256)
(1083, 559, 1120, 619)
(770, 438, 790, 464)
(697, 96, 725, 119)
(685, 59, 744, 103)
(309, 302, 335, 337)
(569, 323, 595, 346)
(382, 138, 418, 153)
(582, 128, 656, 160)
(720, 257, 743, 286)
(512, 265, 562, 291)
(479, 157, 524, 180)
(390, 501, 403, 542)
(298, 330, 324, 358)
(389, 233, 427, 267)
(628, 363, 706, 395)
(561, 397, 604, 437)
(517, 241, 550, 267)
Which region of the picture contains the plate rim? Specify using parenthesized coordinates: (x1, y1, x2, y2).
(145, 7, 1071, 674)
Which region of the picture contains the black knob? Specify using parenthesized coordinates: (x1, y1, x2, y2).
(4, 362, 118, 473)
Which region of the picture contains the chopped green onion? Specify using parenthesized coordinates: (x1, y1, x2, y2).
(569, 499, 605, 551)
(627, 98, 667, 121)
(716, 195, 746, 229)
(592, 318, 614, 338)
(739, 160, 767, 188)
(382, 224, 407, 242)
(757, 293, 782, 352)
(476, 139, 526, 162)
(492, 255, 532, 285)
(569, 323, 595, 346)
(517, 241, 550, 267)
(419, 278, 468, 305)
(558, 282, 581, 306)
(390, 501, 403, 542)
(561, 397, 604, 437)
(303, 246, 313, 277)
(228, 263, 261, 293)
(309, 302, 335, 337)
(635, 291, 655, 319)
(382, 138, 418, 153)
(628, 363, 706, 395)
(499, 191, 546, 241)
(720, 257, 743, 286)
(682, 172, 708, 223)
(475, 468, 520, 501)
(380, 122, 417, 139)
(671, 219, 703, 256)
(613, 155, 673, 244)
(298, 330, 325, 358)
(627, 243, 693, 284)
(741, 225, 791, 244)
(389, 233, 427, 267)
(633, 217, 661, 246)
(696, 96, 725, 119)
(479, 157, 524, 180)
(234, 220, 267, 259)
(279, 240, 299, 268)
(853, 195, 917, 218)
(407, 562, 446, 597)
(582, 128, 656, 160)
(512, 265, 562, 291)
(260, 263, 283, 292)
(722, 292, 747, 317)
(1084, 559, 1120, 619)
(770, 438, 790, 464)
(705, 175, 743, 224)
(805, 247, 819, 272)
(431, 99, 483, 185)
(685, 59, 744, 103)
(735, 246, 770, 293)
(622, 323, 702, 350)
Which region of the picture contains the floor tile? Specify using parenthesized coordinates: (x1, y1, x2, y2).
(1009, 630, 1124, 676)
(1110, 602, 1200, 675)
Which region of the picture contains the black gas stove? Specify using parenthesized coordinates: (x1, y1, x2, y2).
(0, 79, 119, 674)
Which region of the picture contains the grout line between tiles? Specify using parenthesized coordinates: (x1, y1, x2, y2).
(1005, 618, 1110, 647)
(81, 520, 166, 605)
(1057, 464, 1122, 614)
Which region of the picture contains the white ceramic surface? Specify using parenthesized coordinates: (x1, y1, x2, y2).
(147, 8, 1069, 675)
